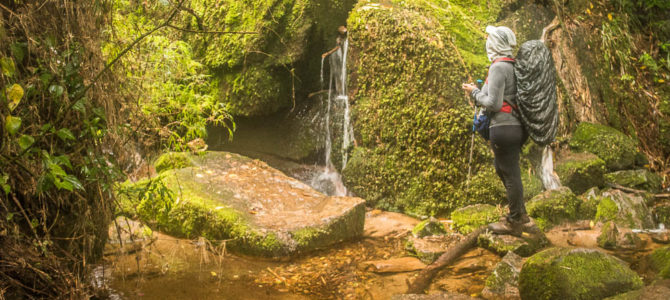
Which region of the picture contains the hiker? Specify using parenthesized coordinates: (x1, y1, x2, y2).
(461, 25, 531, 235)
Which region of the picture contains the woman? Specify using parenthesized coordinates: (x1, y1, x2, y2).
(462, 25, 530, 235)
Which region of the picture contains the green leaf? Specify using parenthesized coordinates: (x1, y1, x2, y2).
(48, 85, 64, 97)
(0, 173, 9, 195)
(7, 84, 24, 111)
(10, 42, 26, 63)
(49, 163, 67, 177)
(54, 178, 74, 191)
(5, 116, 21, 135)
(0, 57, 15, 77)
(72, 99, 86, 113)
(18, 134, 35, 150)
(63, 175, 84, 191)
(56, 128, 75, 141)
(53, 155, 72, 169)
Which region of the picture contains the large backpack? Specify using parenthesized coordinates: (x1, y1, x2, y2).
(512, 40, 559, 146)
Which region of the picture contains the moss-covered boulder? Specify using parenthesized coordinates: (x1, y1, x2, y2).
(569, 122, 639, 171)
(451, 204, 504, 235)
(344, 0, 552, 216)
(526, 187, 581, 231)
(478, 230, 548, 257)
(154, 152, 195, 174)
(604, 280, 670, 300)
(604, 169, 663, 193)
(598, 221, 619, 249)
(406, 234, 460, 264)
(555, 152, 606, 195)
(650, 245, 670, 279)
(412, 217, 447, 238)
(595, 190, 655, 229)
(577, 187, 601, 220)
(117, 151, 365, 257)
(481, 251, 523, 300)
(519, 247, 643, 299)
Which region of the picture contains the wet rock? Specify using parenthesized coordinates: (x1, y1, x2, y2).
(364, 210, 420, 238)
(605, 169, 663, 193)
(519, 247, 643, 299)
(481, 252, 523, 300)
(650, 245, 670, 279)
(117, 151, 366, 257)
(604, 280, 670, 300)
(595, 189, 655, 229)
(649, 231, 670, 244)
(104, 217, 155, 256)
(412, 217, 447, 238)
(391, 293, 476, 300)
(568, 122, 638, 171)
(451, 204, 504, 235)
(555, 152, 606, 195)
(477, 229, 548, 257)
(406, 234, 461, 264)
(598, 221, 619, 249)
(526, 187, 581, 231)
(361, 257, 426, 273)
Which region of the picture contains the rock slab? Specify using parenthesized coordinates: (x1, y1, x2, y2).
(118, 151, 365, 257)
(482, 252, 523, 300)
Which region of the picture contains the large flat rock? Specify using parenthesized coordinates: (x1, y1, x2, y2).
(118, 151, 365, 257)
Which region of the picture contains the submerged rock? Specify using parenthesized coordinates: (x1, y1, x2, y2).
(650, 245, 670, 279)
(406, 234, 461, 264)
(364, 210, 420, 238)
(477, 229, 548, 257)
(451, 204, 504, 235)
(519, 247, 643, 299)
(481, 251, 523, 300)
(568, 122, 638, 171)
(595, 189, 655, 229)
(117, 151, 365, 257)
(604, 280, 670, 300)
(526, 187, 581, 231)
(361, 257, 426, 273)
(604, 169, 663, 193)
(555, 152, 606, 195)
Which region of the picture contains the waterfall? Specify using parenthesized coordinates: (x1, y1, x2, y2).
(540, 145, 561, 190)
(309, 37, 352, 196)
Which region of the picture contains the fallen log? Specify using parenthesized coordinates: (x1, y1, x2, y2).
(405, 227, 485, 294)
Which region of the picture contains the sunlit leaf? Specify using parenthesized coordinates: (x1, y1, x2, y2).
(5, 116, 21, 135)
(54, 178, 74, 191)
(7, 84, 24, 111)
(18, 134, 35, 150)
(0, 57, 15, 77)
(0, 173, 9, 195)
(72, 99, 86, 112)
(57, 128, 75, 141)
(63, 175, 84, 191)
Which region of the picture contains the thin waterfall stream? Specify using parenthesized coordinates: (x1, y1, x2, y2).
(310, 35, 353, 196)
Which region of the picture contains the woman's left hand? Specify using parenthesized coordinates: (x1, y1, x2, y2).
(461, 83, 477, 94)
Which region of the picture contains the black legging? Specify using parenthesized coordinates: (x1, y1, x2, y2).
(490, 125, 527, 220)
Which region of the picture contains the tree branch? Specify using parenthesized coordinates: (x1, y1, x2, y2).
(166, 24, 257, 35)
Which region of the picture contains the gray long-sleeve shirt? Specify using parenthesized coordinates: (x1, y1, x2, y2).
(471, 60, 521, 127)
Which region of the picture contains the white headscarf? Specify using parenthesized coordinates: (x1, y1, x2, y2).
(485, 26, 517, 62)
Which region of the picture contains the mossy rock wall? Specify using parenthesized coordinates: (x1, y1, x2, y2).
(344, 0, 554, 216)
(519, 247, 643, 299)
(190, 0, 356, 117)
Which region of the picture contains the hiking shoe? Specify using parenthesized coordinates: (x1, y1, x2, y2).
(489, 214, 531, 236)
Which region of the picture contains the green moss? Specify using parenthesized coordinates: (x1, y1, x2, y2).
(596, 196, 619, 223)
(451, 204, 504, 235)
(153, 152, 194, 174)
(555, 152, 606, 195)
(578, 187, 601, 220)
(526, 187, 581, 231)
(569, 122, 639, 171)
(650, 246, 670, 279)
(412, 217, 447, 238)
(478, 231, 548, 257)
(597, 221, 618, 249)
(604, 169, 663, 193)
(519, 247, 643, 299)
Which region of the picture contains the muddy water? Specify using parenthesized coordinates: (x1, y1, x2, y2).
(98, 213, 500, 299)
